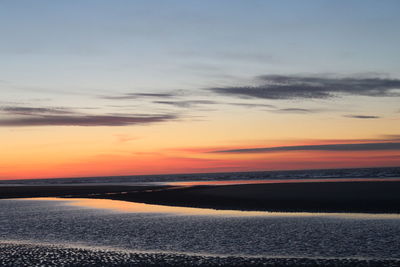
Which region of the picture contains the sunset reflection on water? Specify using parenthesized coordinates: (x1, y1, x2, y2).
(23, 197, 400, 220)
(28, 197, 267, 216)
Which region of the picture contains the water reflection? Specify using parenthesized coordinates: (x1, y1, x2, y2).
(22, 197, 400, 220)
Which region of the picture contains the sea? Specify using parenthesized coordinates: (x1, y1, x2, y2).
(1, 167, 400, 266)
(1, 166, 400, 186)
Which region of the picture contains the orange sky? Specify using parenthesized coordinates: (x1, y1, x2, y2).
(1, 2, 400, 180)
(1, 111, 399, 179)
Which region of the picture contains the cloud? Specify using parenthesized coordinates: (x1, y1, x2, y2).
(225, 103, 276, 108)
(154, 100, 217, 108)
(379, 135, 400, 141)
(211, 74, 400, 100)
(114, 134, 140, 143)
(155, 100, 278, 110)
(273, 108, 317, 114)
(0, 106, 74, 115)
(153, 100, 322, 114)
(101, 92, 177, 100)
(0, 106, 177, 127)
(344, 115, 381, 119)
(0, 114, 176, 127)
(211, 142, 400, 153)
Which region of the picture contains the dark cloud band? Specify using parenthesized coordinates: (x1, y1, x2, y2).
(0, 114, 176, 127)
(211, 75, 400, 100)
(211, 142, 400, 153)
(0, 105, 177, 127)
(344, 115, 381, 119)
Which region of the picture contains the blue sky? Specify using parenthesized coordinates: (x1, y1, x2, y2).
(1, 1, 400, 178)
(1, 0, 400, 102)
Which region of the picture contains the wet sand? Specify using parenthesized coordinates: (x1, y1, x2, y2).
(1, 180, 400, 213)
(94, 180, 400, 213)
(2, 242, 399, 267)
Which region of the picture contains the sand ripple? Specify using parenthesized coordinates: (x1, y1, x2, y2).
(1, 243, 399, 267)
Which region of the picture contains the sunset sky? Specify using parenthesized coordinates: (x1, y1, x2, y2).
(1, 1, 400, 179)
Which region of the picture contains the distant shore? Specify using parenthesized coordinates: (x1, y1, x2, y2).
(1, 180, 400, 213)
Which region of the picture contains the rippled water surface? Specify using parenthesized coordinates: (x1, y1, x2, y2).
(1, 198, 400, 260)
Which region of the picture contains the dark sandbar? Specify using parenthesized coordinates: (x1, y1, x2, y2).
(92, 180, 400, 213)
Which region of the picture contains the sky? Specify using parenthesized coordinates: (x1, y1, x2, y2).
(1, 0, 400, 179)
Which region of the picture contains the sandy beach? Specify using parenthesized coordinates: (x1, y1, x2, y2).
(2, 181, 400, 266)
(2, 242, 399, 267)
(1, 180, 400, 213)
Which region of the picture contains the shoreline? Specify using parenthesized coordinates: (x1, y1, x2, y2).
(1, 180, 400, 213)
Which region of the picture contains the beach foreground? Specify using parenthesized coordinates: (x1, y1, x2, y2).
(2, 242, 399, 267)
(1, 194, 400, 266)
(1, 180, 400, 213)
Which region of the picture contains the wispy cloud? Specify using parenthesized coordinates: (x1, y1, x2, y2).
(225, 103, 276, 108)
(344, 115, 381, 119)
(0, 106, 177, 127)
(101, 92, 177, 100)
(379, 135, 400, 141)
(0, 114, 177, 127)
(154, 100, 216, 108)
(273, 108, 318, 114)
(211, 74, 400, 100)
(114, 134, 140, 143)
(211, 142, 400, 153)
(0, 106, 75, 115)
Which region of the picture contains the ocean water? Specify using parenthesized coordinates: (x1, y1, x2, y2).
(1, 198, 400, 262)
(1, 166, 400, 185)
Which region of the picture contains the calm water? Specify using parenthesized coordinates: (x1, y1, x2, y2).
(1, 167, 400, 186)
(1, 198, 400, 260)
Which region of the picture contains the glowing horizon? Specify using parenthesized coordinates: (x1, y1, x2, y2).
(1, 1, 400, 180)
